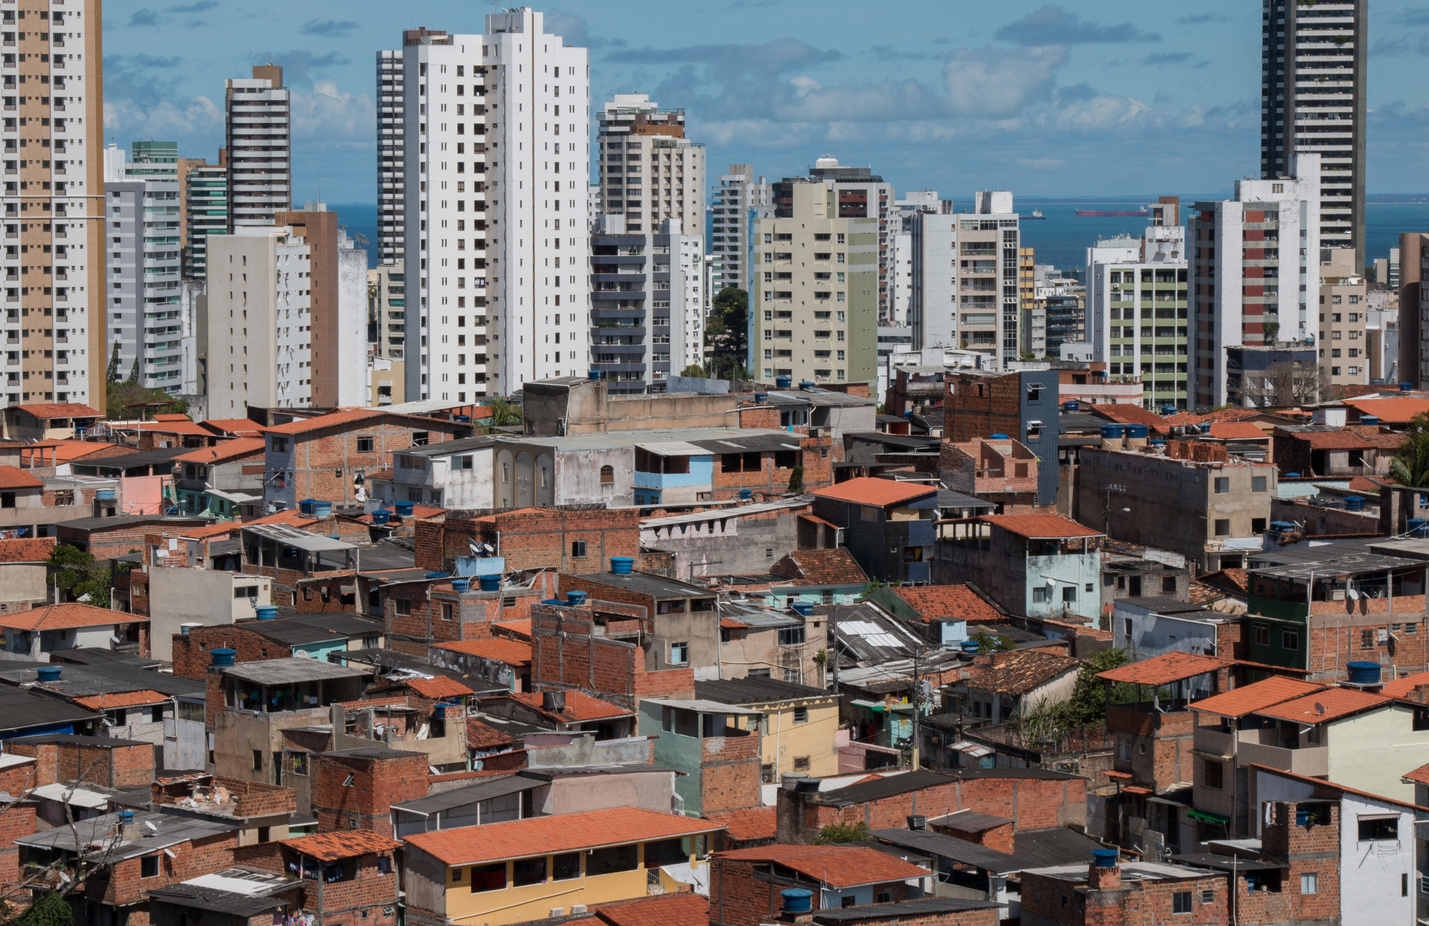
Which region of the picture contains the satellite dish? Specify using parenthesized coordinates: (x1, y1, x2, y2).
(144, 821, 158, 833)
(1348, 589, 1360, 600)
(468, 540, 481, 557)
(1314, 702, 1326, 716)
(294, 650, 312, 659)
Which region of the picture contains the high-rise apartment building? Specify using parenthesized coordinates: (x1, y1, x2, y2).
(709, 164, 770, 295)
(397, 11, 590, 402)
(1086, 214, 1190, 411)
(1189, 153, 1321, 408)
(1317, 248, 1368, 387)
(103, 145, 183, 390)
(806, 158, 893, 319)
(369, 262, 406, 360)
(1261, 0, 1366, 260)
(203, 225, 312, 417)
(376, 32, 443, 265)
(596, 94, 704, 238)
(0, 0, 104, 408)
(748, 179, 878, 385)
(1018, 247, 1044, 358)
(182, 152, 227, 280)
(226, 65, 291, 230)
(589, 217, 699, 393)
(278, 204, 368, 408)
(909, 192, 1021, 367)
(1399, 233, 1429, 389)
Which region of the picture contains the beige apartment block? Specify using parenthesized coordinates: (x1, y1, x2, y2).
(1318, 248, 1369, 387)
(750, 181, 878, 386)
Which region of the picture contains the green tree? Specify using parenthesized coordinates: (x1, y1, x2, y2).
(47, 544, 112, 609)
(970, 630, 1016, 653)
(680, 364, 706, 378)
(815, 822, 869, 844)
(787, 465, 804, 494)
(1390, 413, 1429, 488)
(705, 286, 748, 379)
(1060, 647, 1138, 727)
(859, 580, 887, 601)
(104, 343, 122, 386)
(17, 892, 72, 926)
(483, 398, 523, 429)
(104, 382, 187, 422)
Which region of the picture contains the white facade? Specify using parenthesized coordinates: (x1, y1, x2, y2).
(889, 230, 913, 327)
(376, 46, 407, 264)
(204, 226, 312, 417)
(1188, 153, 1321, 408)
(225, 67, 291, 230)
(909, 193, 1021, 367)
(103, 148, 184, 390)
(0, 0, 104, 407)
(709, 164, 770, 295)
(679, 235, 705, 369)
(400, 10, 590, 402)
(335, 229, 370, 407)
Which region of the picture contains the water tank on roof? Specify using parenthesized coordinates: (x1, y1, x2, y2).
(1092, 849, 1119, 869)
(775, 376, 793, 389)
(781, 890, 814, 914)
(210, 648, 237, 667)
(610, 557, 635, 575)
(395, 501, 416, 517)
(1409, 519, 1429, 537)
(1346, 661, 1382, 684)
(451, 578, 471, 594)
(255, 606, 278, 621)
(36, 666, 61, 683)
(567, 590, 588, 607)
(1360, 415, 1381, 427)
(1345, 496, 1366, 512)
(311, 500, 333, 518)
(478, 574, 501, 592)
(1099, 425, 1125, 439)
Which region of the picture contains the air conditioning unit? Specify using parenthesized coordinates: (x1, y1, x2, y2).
(571, 906, 588, 916)
(548, 909, 564, 918)
(1329, 589, 1345, 601)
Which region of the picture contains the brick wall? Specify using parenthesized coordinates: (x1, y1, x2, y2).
(419, 508, 639, 575)
(311, 751, 430, 837)
(709, 435, 834, 502)
(173, 625, 291, 679)
(929, 818, 1014, 855)
(1020, 866, 1227, 926)
(1106, 706, 1195, 793)
(777, 774, 1086, 844)
(1259, 800, 1341, 924)
(529, 609, 695, 708)
(295, 573, 360, 613)
(85, 831, 238, 909)
(0, 804, 35, 896)
(700, 731, 762, 815)
(708, 855, 920, 926)
(1303, 602, 1429, 682)
(8, 739, 154, 789)
(233, 843, 399, 926)
(288, 419, 463, 504)
(944, 374, 1020, 444)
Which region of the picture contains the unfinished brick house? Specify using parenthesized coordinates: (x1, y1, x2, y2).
(416, 507, 640, 576)
(939, 437, 1040, 512)
(1019, 855, 1227, 926)
(235, 831, 401, 926)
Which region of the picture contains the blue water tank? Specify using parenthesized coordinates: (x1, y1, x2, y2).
(1360, 415, 1381, 427)
(395, 501, 416, 517)
(1124, 424, 1149, 439)
(1062, 400, 1079, 412)
(1401, 382, 1414, 392)
(372, 510, 391, 525)
(1409, 519, 1429, 537)
(311, 500, 333, 518)
(299, 499, 316, 515)
(1099, 425, 1125, 439)
(739, 489, 753, 500)
(255, 606, 278, 621)
(588, 369, 603, 381)
(567, 590, 589, 607)
(1092, 849, 1119, 869)
(1269, 521, 1297, 532)
(96, 489, 116, 501)
(799, 381, 816, 391)
(210, 648, 237, 667)
(1346, 661, 1382, 685)
(36, 666, 61, 683)
(790, 602, 814, 617)
(610, 557, 634, 575)
(960, 639, 981, 654)
(753, 392, 768, 403)
(775, 376, 793, 389)
(781, 890, 813, 914)
(451, 578, 471, 594)
(1345, 496, 1365, 512)
(425, 571, 450, 579)
(1285, 473, 1301, 478)
(478, 574, 501, 592)
(990, 433, 1009, 439)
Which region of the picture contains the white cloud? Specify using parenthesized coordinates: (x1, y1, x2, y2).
(943, 45, 1068, 118)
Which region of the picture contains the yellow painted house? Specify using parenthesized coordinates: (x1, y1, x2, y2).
(402, 807, 724, 926)
(694, 676, 842, 779)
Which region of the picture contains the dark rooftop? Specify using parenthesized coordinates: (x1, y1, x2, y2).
(869, 827, 1018, 873)
(812, 897, 1001, 923)
(0, 690, 100, 733)
(0, 661, 206, 699)
(815, 767, 1082, 806)
(694, 676, 832, 705)
(392, 774, 542, 816)
(575, 571, 715, 600)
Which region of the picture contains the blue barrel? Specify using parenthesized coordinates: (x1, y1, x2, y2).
(1345, 496, 1365, 512)
(299, 498, 315, 515)
(566, 590, 588, 607)
(1093, 849, 1119, 868)
(781, 889, 813, 913)
(210, 648, 237, 667)
(36, 666, 61, 683)
(1270, 521, 1297, 532)
(1099, 425, 1125, 439)
(960, 639, 981, 654)
(1062, 400, 1079, 411)
(1159, 405, 1176, 415)
(395, 501, 416, 517)
(1346, 661, 1381, 684)
(990, 433, 1009, 439)
(799, 381, 815, 391)
(451, 578, 471, 593)
(255, 606, 278, 621)
(1295, 808, 1311, 826)
(791, 602, 814, 617)
(454, 414, 471, 423)
(1410, 519, 1429, 537)
(1285, 473, 1301, 479)
(1124, 424, 1149, 439)
(311, 500, 333, 518)
(96, 489, 116, 501)
(610, 557, 634, 575)
(1401, 383, 1414, 392)
(739, 489, 753, 500)
(372, 510, 391, 525)
(1360, 415, 1381, 427)
(775, 376, 793, 389)
(753, 392, 768, 403)
(425, 571, 449, 580)
(119, 810, 134, 825)
(478, 574, 501, 592)
(588, 369, 603, 381)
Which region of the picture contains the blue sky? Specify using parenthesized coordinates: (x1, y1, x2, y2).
(103, 1, 1429, 204)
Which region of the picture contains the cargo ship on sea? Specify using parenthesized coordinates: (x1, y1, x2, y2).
(1025, 209, 1046, 220)
(1075, 206, 1150, 217)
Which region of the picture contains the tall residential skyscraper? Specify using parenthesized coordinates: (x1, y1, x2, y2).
(749, 179, 878, 385)
(397, 10, 590, 402)
(0, 0, 104, 408)
(1261, 0, 1366, 260)
(376, 31, 442, 265)
(709, 164, 770, 295)
(596, 94, 704, 238)
(806, 158, 894, 320)
(1189, 153, 1321, 408)
(226, 65, 291, 230)
(103, 145, 183, 390)
(182, 153, 228, 280)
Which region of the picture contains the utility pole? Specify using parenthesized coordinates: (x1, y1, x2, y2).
(911, 648, 922, 770)
(1104, 483, 1125, 533)
(830, 607, 840, 696)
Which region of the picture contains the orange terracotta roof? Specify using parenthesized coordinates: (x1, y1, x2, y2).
(1104, 770, 1132, 780)
(404, 807, 722, 866)
(117, 419, 213, 437)
(713, 844, 931, 889)
(404, 676, 476, 699)
(1285, 429, 1374, 450)
(1344, 396, 1429, 425)
(173, 438, 266, 465)
(466, 718, 516, 750)
(892, 584, 1002, 623)
(1207, 421, 1268, 440)
(964, 650, 1080, 696)
(596, 893, 709, 926)
(811, 477, 938, 507)
(1098, 652, 1228, 687)
(770, 548, 868, 586)
(0, 466, 42, 490)
(1403, 763, 1429, 787)
(284, 830, 400, 861)
(179, 522, 243, 540)
(152, 414, 189, 422)
(0, 603, 145, 631)
(1086, 403, 1170, 434)
(981, 513, 1102, 540)
(0, 537, 56, 563)
(1189, 676, 1324, 719)
(435, 638, 533, 666)
(493, 619, 532, 642)
(71, 690, 169, 710)
(23, 440, 121, 463)
(265, 409, 387, 435)
(201, 418, 269, 437)
(496, 690, 635, 723)
(241, 509, 320, 529)
(702, 806, 776, 843)
(1354, 429, 1409, 450)
(1381, 671, 1429, 700)
(1254, 687, 1389, 724)
(720, 616, 750, 630)
(12, 403, 102, 419)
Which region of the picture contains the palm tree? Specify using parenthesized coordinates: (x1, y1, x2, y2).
(484, 397, 522, 429)
(1390, 430, 1429, 488)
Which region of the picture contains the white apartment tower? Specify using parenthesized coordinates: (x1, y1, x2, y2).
(399, 10, 590, 402)
(376, 31, 445, 266)
(103, 144, 183, 390)
(909, 192, 1021, 367)
(0, 0, 104, 407)
(203, 226, 312, 417)
(709, 164, 770, 295)
(596, 94, 704, 238)
(1189, 153, 1321, 408)
(226, 66, 291, 231)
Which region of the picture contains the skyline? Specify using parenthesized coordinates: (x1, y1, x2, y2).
(105, 1, 1429, 206)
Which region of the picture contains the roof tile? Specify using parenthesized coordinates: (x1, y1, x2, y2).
(0, 603, 144, 632)
(283, 830, 400, 861)
(12, 403, 102, 419)
(434, 638, 532, 666)
(1189, 676, 1324, 719)
(1380, 671, 1429, 700)
(812, 477, 938, 507)
(0, 466, 43, 490)
(1098, 652, 1228, 687)
(594, 893, 709, 926)
(71, 690, 169, 710)
(173, 438, 266, 465)
(891, 585, 1001, 623)
(769, 549, 869, 586)
(403, 807, 721, 866)
(492, 690, 634, 724)
(1254, 687, 1389, 724)
(702, 806, 775, 843)
(714, 844, 931, 889)
(964, 651, 1080, 696)
(403, 676, 476, 699)
(1207, 421, 1268, 440)
(0, 537, 56, 563)
(981, 513, 1102, 540)
(265, 409, 387, 436)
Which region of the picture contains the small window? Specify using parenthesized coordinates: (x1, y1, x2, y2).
(1282, 628, 1299, 650)
(1214, 477, 1230, 494)
(552, 852, 581, 881)
(272, 437, 289, 453)
(793, 706, 809, 724)
(394, 599, 412, 616)
(442, 602, 454, 622)
(1204, 759, 1223, 789)
(1252, 476, 1267, 493)
(793, 756, 810, 771)
(1358, 816, 1398, 841)
(1360, 629, 1374, 649)
(1162, 576, 1177, 593)
(600, 465, 614, 484)
(1172, 892, 1192, 914)
(1252, 518, 1267, 534)
(1200, 890, 1215, 904)
(1062, 586, 1077, 603)
(469, 862, 507, 892)
(356, 436, 375, 453)
(1254, 623, 1270, 646)
(571, 540, 587, 558)
(1033, 587, 1049, 604)
(252, 750, 263, 772)
(670, 642, 689, 665)
(141, 855, 160, 878)
(1214, 519, 1230, 536)
(1300, 872, 1318, 894)
(512, 858, 547, 887)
